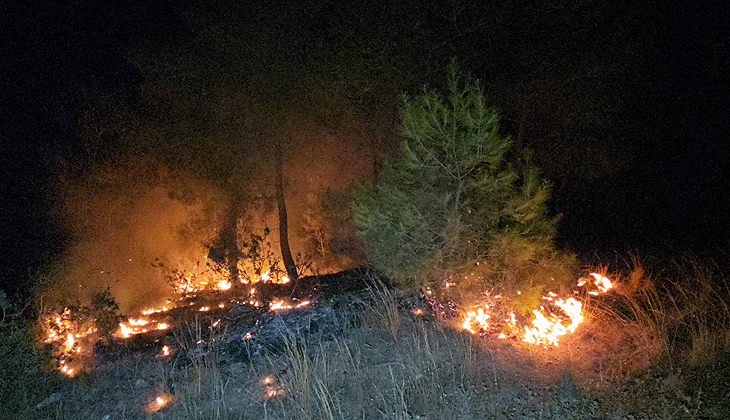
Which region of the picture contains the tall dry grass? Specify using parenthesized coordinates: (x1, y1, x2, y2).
(19, 255, 730, 419)
(581, 255, 730, 418)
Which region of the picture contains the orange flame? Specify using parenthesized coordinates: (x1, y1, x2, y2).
(461, 273, 615, 346)
(578, 272, 614, 295)
(269, 299, 311, 312)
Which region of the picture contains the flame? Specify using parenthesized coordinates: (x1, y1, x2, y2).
(60, 362, 75, 377)
(460, 273, 615, 347)
(578, 272, 614, 295)
(269, 299, 311, 312)
(43, 257, 317, 377)
(115, 316, 169, 338)
(65, 333, 75, 352)
(256, 271, 290, 284)
(269, 299, 291, 311)
(462, 307, 491, 334)
(142, 306, 169, 315)
(522, 297, 583, 346)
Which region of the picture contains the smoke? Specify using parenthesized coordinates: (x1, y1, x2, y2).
(48, 110, 390, 313)
(282, 113, 378, 267)
(51, 157, 225, 313)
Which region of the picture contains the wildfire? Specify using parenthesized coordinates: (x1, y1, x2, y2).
(269, 299, 310, 311)
(460, 272, 615, 347)
(115, 316, 169, 338)
(42, 307, 98, 377)
(43, 258, 315, 377)
(258, 271, 290, 284)
(578, 272, 614, 295)
(142, 306, 169, 315)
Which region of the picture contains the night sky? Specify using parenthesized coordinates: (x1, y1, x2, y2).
(2, 0, 728, 303)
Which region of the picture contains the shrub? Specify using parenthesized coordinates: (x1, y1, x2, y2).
(352, 60, 576, 304)
(0, 298, 58, 418)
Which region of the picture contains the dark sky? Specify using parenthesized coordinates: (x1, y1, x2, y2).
(2, 0, 729, 301)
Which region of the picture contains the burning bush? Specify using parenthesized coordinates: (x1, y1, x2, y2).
(353, 61, 576, 310)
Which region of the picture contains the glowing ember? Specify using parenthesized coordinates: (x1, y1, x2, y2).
(269, 299, 291, 311)
(145, 394, 171, 412)
(199, 306, 210, 312)
(269, 299, 310, 312)
(142, 306, 169, 315)
(243, 332, 253, 340)
(217, 280, 232, 290)
(60, 363, 75, 377)
(160, 345, 171, 357)
(261, 375, 284, 399)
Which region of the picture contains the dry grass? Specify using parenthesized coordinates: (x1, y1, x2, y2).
(577, 255, 730, 418)
(20, 256, 730, 419)
(172, 315, 229, 419)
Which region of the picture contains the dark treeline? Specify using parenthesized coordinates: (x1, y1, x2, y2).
(2, 0, 728, 303)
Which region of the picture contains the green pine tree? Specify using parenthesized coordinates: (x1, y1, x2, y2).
(353, 60, 576, 307)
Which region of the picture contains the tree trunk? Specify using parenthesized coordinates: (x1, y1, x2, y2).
(275, 141, 298, 281)
(221, 191, 242, 288)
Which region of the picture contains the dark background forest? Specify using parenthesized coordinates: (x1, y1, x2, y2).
(2, 0, 728, 305)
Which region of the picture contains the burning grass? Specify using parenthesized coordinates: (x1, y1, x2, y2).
(13, 256, 730, 419)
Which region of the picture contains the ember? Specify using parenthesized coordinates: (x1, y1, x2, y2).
(269, 299, 310, 311)
(261, 375, 284, 399)
(42, 263, 318, 377)
(144, 394, 171, 412)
